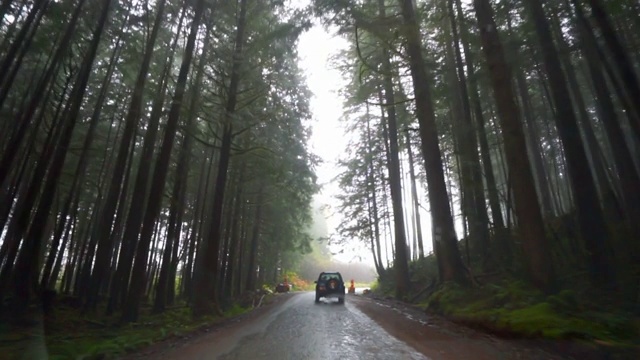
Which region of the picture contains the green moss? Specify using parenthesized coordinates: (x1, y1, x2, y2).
(0, 302, 260, 359)
(547, 289, 580, 312)
(370, 273, 395, 296)
(224, 304, 248, 317)
(424, 280, 638, 345)
(496, 303, 575, 337)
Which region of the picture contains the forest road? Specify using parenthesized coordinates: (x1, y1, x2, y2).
(126, 292, 581, 360)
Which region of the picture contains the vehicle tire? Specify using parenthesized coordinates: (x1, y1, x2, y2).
(338, 296, 344, 304)
(315, 293, 320, 303)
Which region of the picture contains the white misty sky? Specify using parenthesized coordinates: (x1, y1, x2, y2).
(290, 1, 445, 265)
(297, 25, 348, 219)
(296, 23, 359, 262)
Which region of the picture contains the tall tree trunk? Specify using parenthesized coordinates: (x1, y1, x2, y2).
(87, 0, 169, 311)
(514, 70, 555, 217)
(524, 0, 614, 287)
(234, 198, 249, 296)
(245, 186, 265, 293)
(377, 0, 411, 298)
(39, 24, 125, 291)
(578, 6, 640, 262)
(455, 0, 504, 230)
(0, 0, 49, 106)
(1, 12, 81, 293)
(472, 0, 555, 292)
(182, 154, 210, 302)
(584, 0, 640, 137)
(192, 0, 246, 316)
(223, 165, 246, 300)
(47, 192, 80, 289)
(223, 140, 250, 298)
(153, 17, 208, 314)
(550, 7, 621, 220)
(121, 0, 206, 323)
(446, 0, 491, 267)
(108, 12, 186, 314)
(366, 196, 381, 272)
(365, 105, 385, 273)
(398, 0, 467, 284)
(0, 0, 87, 188)
(10, 0, 113, 310)
(0, 67, 70, 291)
(405, 131, 425, 259)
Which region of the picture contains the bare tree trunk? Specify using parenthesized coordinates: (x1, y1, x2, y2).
(106, 36, 181, 314)
(0, 0, 49, 106)
(39, 24, 125, 291)
(454, 0, 504, 231)
(447, 0, 491, 267)
(245, 186, 265, 293)
(584, 0, 640, 137)
(87, 0, 169, 311)
(48, 193, 79, 289)
(181, 154, 209, 301)
(223, 164, 246, 300)
(578, 5, 640, 263)
(10, 0, 112, 310)
(473, 0, 555, 292)
(121, 0, 205, 323)
(0, 0, 87, 188)
(376, 0, 411, 297)
(398, 0, 468, 284)
(365, 104, 385, 273)
(525, 0, 614, 287)
(550, 7, 621, 220)
(153, 14, 207, 314)
(193, 0, 246, 316)
(405, 131, 425, 259)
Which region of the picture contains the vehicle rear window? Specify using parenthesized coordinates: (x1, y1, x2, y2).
(320, 273, 341, 281)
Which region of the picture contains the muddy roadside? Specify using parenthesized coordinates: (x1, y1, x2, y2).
(122, 292, 296, 359)
(350, 293, 638, 360)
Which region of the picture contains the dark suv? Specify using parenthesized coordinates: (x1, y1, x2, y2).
(314, 271, 345, 304)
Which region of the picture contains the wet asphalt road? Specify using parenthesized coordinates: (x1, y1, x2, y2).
(134, 291, 618, 360)
(154, 292, 427, 360)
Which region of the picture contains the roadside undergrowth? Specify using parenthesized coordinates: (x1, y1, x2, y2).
(423, 280, 638, 346)
(371, 255, 639, 356)
(0, 294, 275, 360)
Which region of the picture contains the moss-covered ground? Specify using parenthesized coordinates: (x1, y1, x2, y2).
(0, 298, 258, 359)
(372, 256, 640, 356)
(424, 280, 638, 344)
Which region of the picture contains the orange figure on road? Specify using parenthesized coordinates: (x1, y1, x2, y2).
(348, 279, 355, 294)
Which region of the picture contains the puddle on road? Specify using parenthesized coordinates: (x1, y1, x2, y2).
(372, 299, 434, 328)
(339, 301, 431, 360)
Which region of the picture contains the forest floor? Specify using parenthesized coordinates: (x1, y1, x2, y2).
(0, 292, 293, 359)
(380, 276, 640, 360)
(367, 290, 639, 359)
(371, 253, 640, 359)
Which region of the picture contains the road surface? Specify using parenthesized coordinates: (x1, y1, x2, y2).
(127, 292, 590, 360)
